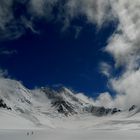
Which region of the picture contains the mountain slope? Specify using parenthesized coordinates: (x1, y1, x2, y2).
(0, 77, 140, 130)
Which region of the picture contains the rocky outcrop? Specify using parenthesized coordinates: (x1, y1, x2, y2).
(0, 99, 11, 110)
(84, 105, 121, 116)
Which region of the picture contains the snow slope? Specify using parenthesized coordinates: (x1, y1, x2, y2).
(1, 129, 140, 140)
(0, 78, 140, 139)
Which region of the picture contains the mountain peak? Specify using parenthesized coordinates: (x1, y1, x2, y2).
(0, 79, 122, 120)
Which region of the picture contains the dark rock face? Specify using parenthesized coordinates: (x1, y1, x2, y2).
(112, 108, 121, 114)
(84, 106, 121, 116)
(52, 100, 77, 116)
(129, 105, 136, 111)
(41, 87, 78, 116)
(0, 99, 11, 110)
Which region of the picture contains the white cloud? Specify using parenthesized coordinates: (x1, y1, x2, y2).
(103, 0, 140, 109)
(28, 0, 58, 18)
(0, 0, 13, 30)
(76, 93, 95, 105)
(65, 0, 114, 27)
(95, 92, 114, 108)
(106, 0, 140, 68)
(99, 62, 112, 78)
(0, 50, 17, 55)
(0, 0, 114, 40)
(110, 69, 140, 109)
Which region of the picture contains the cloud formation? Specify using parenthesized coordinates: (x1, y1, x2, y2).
(0, 48, 17, 55)
(64, 0, 113, 26)
(0, 0, 27, 40)
(106, 0, 140, 68)
(0, 0, 113, 41)
(67, 0, 140, 109)
(99, 62, 112, 78)
(104, 0, 140, 109)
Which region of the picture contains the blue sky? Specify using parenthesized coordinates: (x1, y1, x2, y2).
(0, 19, 117, 97)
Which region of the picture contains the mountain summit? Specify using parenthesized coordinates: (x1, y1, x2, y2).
(0, 78, 121, 120)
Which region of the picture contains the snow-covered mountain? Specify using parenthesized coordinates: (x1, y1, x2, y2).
(0, 77, 140, 130)
(0, 78, 121, 116)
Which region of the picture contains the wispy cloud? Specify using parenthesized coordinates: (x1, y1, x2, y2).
(0, 50, 17, 55)
(99, 62, 112, 78)
(0, 0, 113, 41)
(0, 47, 17, 56)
